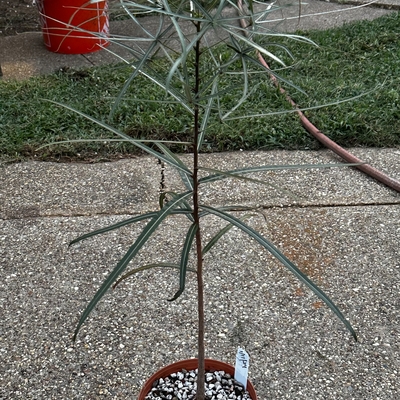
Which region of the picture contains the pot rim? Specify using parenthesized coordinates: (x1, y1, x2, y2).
(138, 358, 257, 399)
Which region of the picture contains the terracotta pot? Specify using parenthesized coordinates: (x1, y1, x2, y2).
(36, 0, 109, 54)
(138, 358, 258, 399)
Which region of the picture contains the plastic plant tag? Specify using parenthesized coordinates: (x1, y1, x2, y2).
(234, 347, 249, 389)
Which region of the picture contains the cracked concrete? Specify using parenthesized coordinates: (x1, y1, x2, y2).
(1, 149, 399, 221)
(1, 148, 399, 398)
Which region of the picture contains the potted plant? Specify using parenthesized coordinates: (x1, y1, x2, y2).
(60, 1, 357, 399)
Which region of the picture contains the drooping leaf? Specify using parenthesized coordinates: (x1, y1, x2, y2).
(202, 214, 253, 255)
(73, 191, 192, 341)
(70, 212, 158, 247)
(200, 162, 357, 200)
(201, 205, 357, 341)
(198, 78, 218, 151)
(35, 138, 192, 152)
(168, 222, 198, 301)
(43, 100, 193, 177)
(108, 34, 161, 121)
(164, 26, 210, 100)
(199, 163, 364, 185)
(113, 262, 196, 289)
(69, 209, 192, 246)
(224, 89, 377, 121)
(159, 192, 168, 209)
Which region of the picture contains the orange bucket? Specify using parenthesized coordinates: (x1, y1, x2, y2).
(36, 0, 109, 54)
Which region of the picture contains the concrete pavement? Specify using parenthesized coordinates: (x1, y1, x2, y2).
(1, 149, 400, 398)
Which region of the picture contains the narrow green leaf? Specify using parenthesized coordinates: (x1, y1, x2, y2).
(159, 193, 167, 209)
(136, 64, 194, 114)
(162, 0, 196, 99)
(43, 100, 192, 177)
(106, 21, 194, 113)
(199, 163, 364, 185)
(198, 78, 218, 151)
(113, 262, 196, 289)
(69, 209, 193, 246)
(201, 205, 357, 341)
(118, 1, 205, 22)
(200, 166, 280, 188)
(190, 0, 213, 17)
(160, 191, 195, 222)
(198, 204, 259, 219)
(241, 52, 307, 96)
(203, 214, 253, 255)
(224, 88, 378, 121)
(70, 212, 157, 246)
(179, 200, 195, 223)
(165, 30, 205, 99)
(119, 2, 158, 36)
(226, 28, 287, 67)
(168, 223, 198, 302)
(73, 191, 192, 341)
(36, 138, 192, 151)
(108, 38, 160, 121)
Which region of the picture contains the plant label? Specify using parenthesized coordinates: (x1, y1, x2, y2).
(234, 347, 249, 389)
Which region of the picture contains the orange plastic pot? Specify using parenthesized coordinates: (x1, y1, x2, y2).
(138, 358, 258, 399)
(36, 0, 109, 54)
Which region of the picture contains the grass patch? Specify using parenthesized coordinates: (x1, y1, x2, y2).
(272, 12, 400, 149)
(0, 12, 399, 162)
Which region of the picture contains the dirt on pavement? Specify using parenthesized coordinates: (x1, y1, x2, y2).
(0, 0, 40, 36)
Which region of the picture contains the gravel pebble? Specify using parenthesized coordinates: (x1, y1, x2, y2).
(145, 369, 251, 400)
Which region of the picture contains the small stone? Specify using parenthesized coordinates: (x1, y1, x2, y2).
(144, 368, 251, 400)
(177, 372, 184, 380)
(206, 373, 214, 382)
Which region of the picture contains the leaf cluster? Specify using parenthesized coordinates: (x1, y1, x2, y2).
(67, 0, 357, 347)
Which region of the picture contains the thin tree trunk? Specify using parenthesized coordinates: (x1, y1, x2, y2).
(192, 19, 205, 400)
